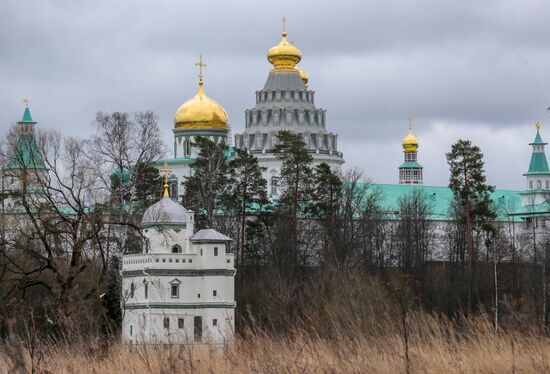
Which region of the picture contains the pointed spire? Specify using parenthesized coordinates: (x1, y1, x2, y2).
(532, 122, 546, 145)
(20, 99, 34, 123)
(526, 122, 550, 175)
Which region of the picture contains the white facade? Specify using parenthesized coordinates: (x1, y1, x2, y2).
(121, 196, 235, 345)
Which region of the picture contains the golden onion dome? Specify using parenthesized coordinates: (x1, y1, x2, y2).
(298, 68, 309, 86)
(267, 31, 302, 72)
(174, 79, 228, 129)
(402, 127, 419, 152)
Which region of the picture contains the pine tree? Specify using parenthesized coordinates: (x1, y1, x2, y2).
(183, 137, 230, 228)
(273, 131, 314, 271)
(446, 139, 496, 313)
(223, 149, 269, 277)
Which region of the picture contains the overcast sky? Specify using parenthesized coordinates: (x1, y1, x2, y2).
(1, 0, 549, 190)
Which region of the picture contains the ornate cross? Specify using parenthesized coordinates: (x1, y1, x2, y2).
(282, 16, 287, 33)
(195, 54, 206, 81)
(536, 121, 541, 131)
(160, 163, 173, 197)
(407, 115, 414, 131)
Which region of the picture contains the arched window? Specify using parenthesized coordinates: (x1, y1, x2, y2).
(172, 245, 181, 254)
(271, 176, 279, 195)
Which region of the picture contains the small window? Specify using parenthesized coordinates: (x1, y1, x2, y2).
(144, 282, 148, 299)
(213, 290, 217, 297)
(178, 318, 184, 329)
(271, 176, 279, 195)
(172, 245, 181, 254)
(213, 319, 218, 326)
(530, 181, 533, 189)
(171, 284, 179, 298)
(538, 180, 542, 189)
(546, 180, 549, 189)
(214, 247, 218, 256)
(197, 293, 201, 298)
(164, 317, 170, 329)
(130, 325, 133, 336)
(130, 283, 135, 298)
(227, 259, 230, 263)
(200, 248, 203, 256)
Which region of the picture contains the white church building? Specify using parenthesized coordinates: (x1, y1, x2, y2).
(121, 175, 236, 344)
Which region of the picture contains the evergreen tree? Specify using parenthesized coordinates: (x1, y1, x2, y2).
(273, 131, 314, 271)
(446, 139, 496, 312)
(223, 149, 269, 274)
(183, 137, 230, 228)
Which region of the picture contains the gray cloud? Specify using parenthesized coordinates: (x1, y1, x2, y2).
(1, 0, 549, 190)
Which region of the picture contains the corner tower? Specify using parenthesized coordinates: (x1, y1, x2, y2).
(399, 117, 423, 185)
(521, 122, 550, 206)
(234, 18, 344, 197)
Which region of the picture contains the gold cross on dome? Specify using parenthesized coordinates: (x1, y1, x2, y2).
(160, 163, 173, 197)
(407, 115, 414, 131)
(282, 16, 287, 33)
(195, 54, 206, 81)
(536, 122, 541, 131)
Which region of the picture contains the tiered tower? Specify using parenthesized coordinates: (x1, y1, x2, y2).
(234, 18, 344, 197)
(160, 56, 230, 200)
(521, 122, 550, 206)
(121, 169, 236, 344)
(399, 117, 423, 185)
(3, 102, 47, 212)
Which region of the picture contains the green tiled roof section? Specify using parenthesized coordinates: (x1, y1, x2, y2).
(532, 131, 546, 145)
(366, 184, 522, 221)
(399, 162, 423, 169)
(526, 152, 550, 174)
(7, 134, 47, 170)
(20, 107, 34, 123)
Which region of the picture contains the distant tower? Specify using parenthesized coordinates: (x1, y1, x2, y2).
(399, 116, 423, 185)
(121, 168, 236, 345)
(521, 122, 550, 206)
(233, 17, 344, 197)
(159, 55, 230, 201)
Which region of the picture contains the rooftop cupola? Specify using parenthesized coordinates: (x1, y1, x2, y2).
(267, 16, 302, 72)
(525, 122, 550, 176)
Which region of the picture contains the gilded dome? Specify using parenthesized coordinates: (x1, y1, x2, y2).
(298, 68, 309, 86)
(174, 80, 228, 129)
(267, 31, 302, 72)
(402, 128, 419, 152)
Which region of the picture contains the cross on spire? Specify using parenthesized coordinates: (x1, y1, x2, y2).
(160, 162, 173, 197)
(407, 115, 414, 131)
(536, 121, 541, 131)
(282, 16, 287, 34)
(195, 54, 206, 82)
(23, 98, 29, 107)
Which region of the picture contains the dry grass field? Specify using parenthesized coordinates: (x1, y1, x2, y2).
(2, 313, 550, 373)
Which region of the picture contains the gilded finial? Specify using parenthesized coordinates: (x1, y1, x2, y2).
(536, 122, 541, 131)
(195, 54, 207, 85)
(23, 98, 29, 107)
(281, 16, 287, 36)
(160, 162, 172, 197)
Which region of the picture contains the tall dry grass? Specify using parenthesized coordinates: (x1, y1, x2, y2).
(2, 312, 550, 373)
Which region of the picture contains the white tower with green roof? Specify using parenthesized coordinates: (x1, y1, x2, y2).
(521, 122, 550, 206)
(399, 117, 423, 185)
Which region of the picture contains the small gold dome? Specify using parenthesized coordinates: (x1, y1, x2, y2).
(298, 68, 309, 86)
(402, 128, 419, 152)
(267, 31, 302, 72)
(174, 80, 228, 129)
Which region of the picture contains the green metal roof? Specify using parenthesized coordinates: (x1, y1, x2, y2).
(526, 152, 550, 174)
(398, 162, 423, 169)
(367, 184, 522, 221)
(20, 107, 34, 123)
(6, 133, 46, 170)
(531, 130, 546, 145)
